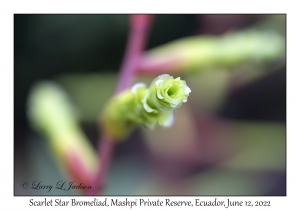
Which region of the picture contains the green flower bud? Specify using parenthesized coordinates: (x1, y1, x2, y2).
(145, 74, 191, 112)
(101, 74, 191, 141)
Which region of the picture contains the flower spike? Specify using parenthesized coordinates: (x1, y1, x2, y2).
(101, 74, 191, 141)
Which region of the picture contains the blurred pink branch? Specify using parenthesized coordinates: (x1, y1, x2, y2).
(137, 53, 181, 75)
(88, 14, 153, 195)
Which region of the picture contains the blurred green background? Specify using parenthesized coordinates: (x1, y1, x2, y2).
(14, 14, 286, 195)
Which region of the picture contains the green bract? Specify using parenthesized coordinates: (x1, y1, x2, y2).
(146, 74, 191, 112)
(101, 74, 191, 141)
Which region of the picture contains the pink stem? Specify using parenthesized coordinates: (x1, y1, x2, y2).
(88, 15, 153, 195)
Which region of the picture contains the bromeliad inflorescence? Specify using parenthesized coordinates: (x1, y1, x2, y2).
(101, 74, 191, 141)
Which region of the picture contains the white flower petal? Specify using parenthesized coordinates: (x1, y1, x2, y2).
(185, 85, 191, 94)
(157, 90, 164, 99)
(157, 111, 175, 128)
(170, 102, 179, 108)
(131, 82, 146, 94)
(157, 74, 170, 79)
(155, 79, 163, 86)
(142, 95, 155, 113)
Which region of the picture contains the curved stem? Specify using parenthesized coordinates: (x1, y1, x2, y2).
(88, 15, 153, 195)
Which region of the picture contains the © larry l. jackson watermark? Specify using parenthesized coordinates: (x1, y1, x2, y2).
(21, 181, 91, 192)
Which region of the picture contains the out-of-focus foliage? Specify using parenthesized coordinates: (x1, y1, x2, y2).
(139, 30, 284, 74)
(139, 120, 285, 195)
(249, 14, 286, 37)
(27, 82, 98, 194)
(56, 73, 118, 123)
